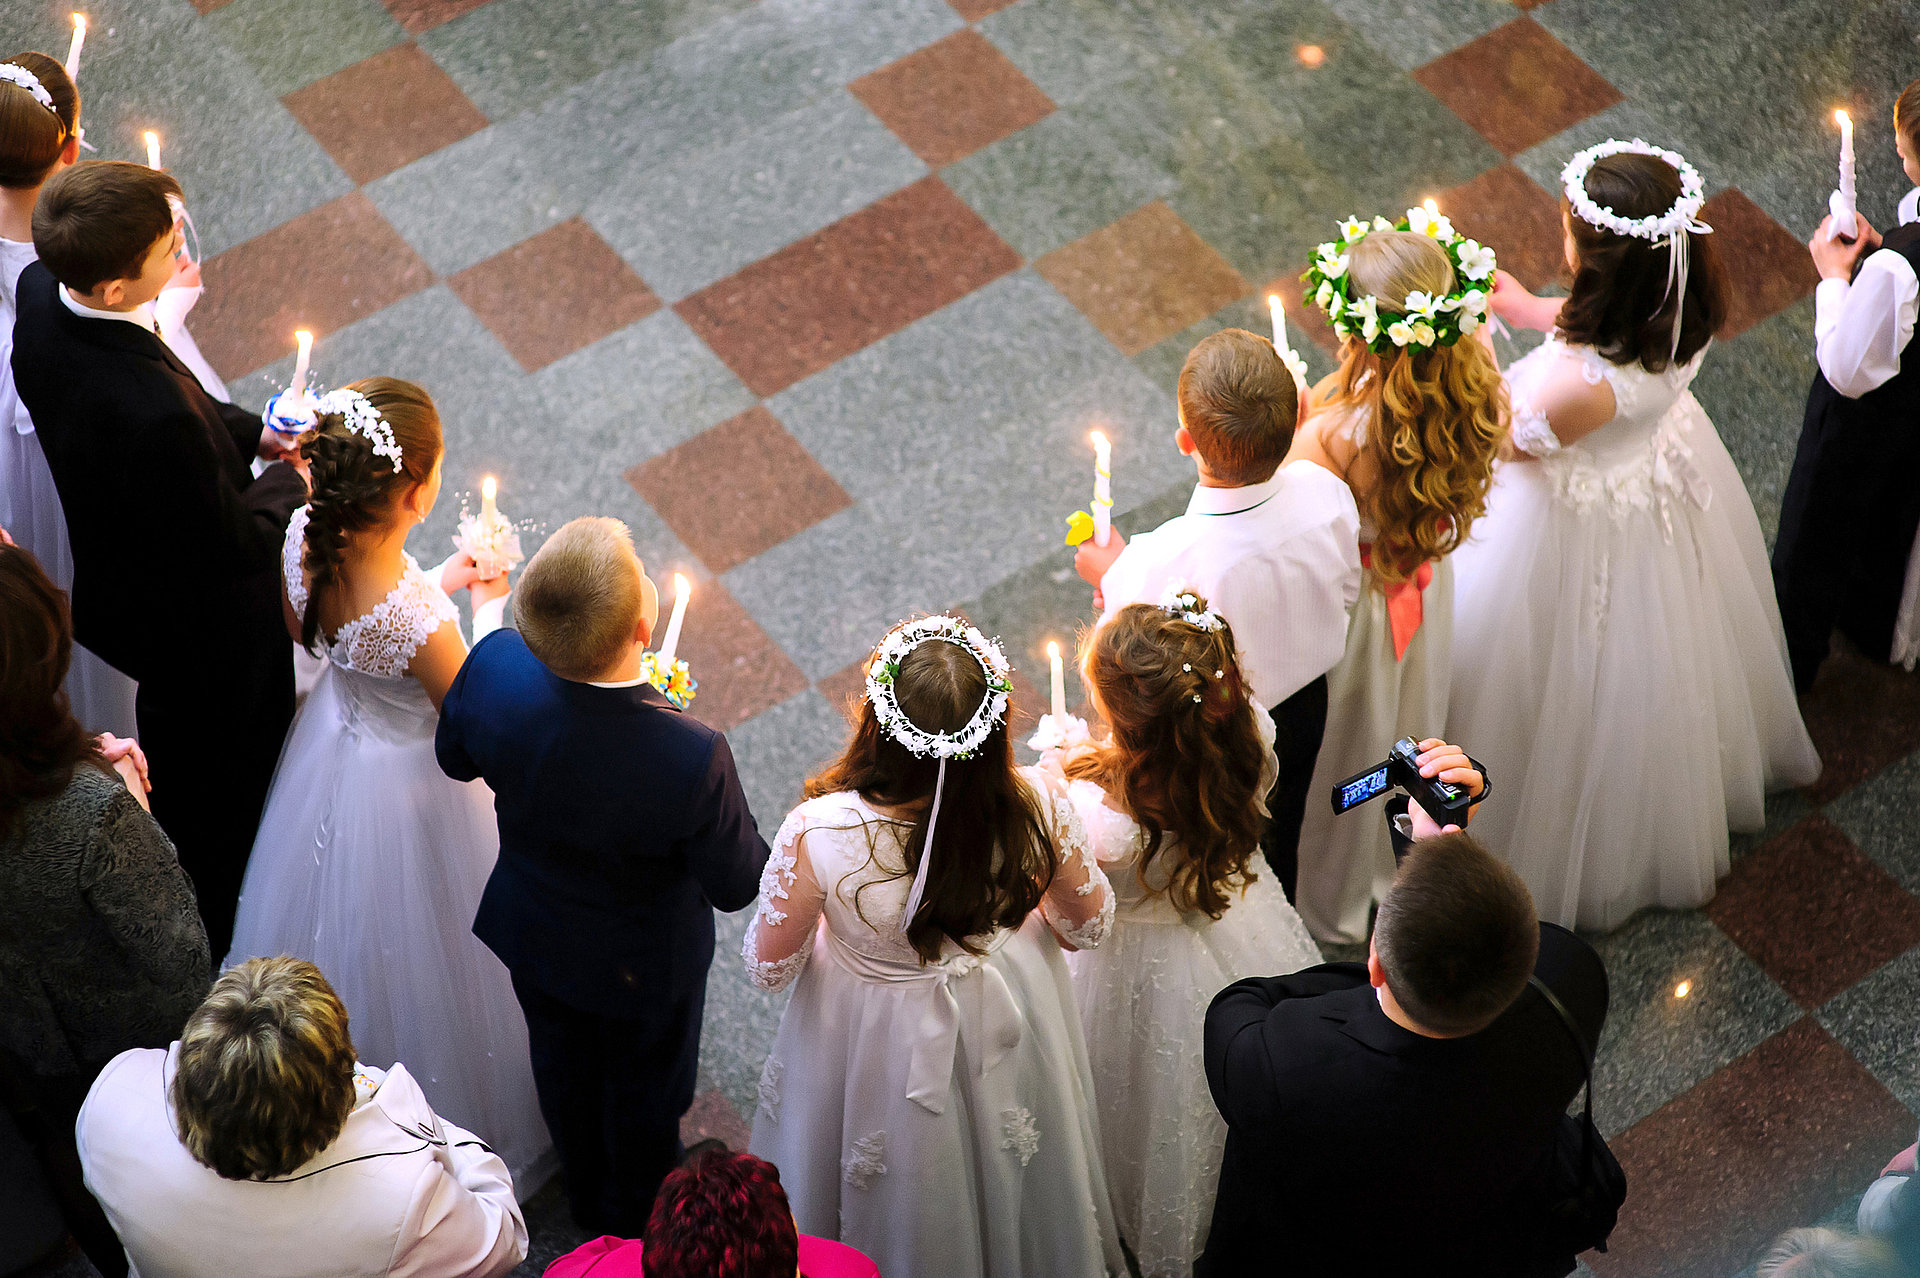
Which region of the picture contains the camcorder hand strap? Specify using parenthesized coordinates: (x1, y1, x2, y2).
(1527, 974, 1596, 1165)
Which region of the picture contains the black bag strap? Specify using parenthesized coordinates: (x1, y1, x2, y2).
(1527, 974, 1597, 1156)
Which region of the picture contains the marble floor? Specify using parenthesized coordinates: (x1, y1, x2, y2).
(15, 0, 1920, 1275)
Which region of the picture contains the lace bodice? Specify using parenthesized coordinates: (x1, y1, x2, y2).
(282, 506, 459, 678)
(742, 767, 1114, 991)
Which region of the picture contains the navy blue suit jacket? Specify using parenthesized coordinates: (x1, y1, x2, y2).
(436, 630, 769, 1019)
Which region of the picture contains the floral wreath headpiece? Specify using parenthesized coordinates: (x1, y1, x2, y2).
(1562, 138, 1712, 365)
(1302, 205, 1497, 356)
(865, 614, 1013, 935)
(313, 388, 403, 471)
(0, 64, 56, 113)
(1158, 585, 1223, 632)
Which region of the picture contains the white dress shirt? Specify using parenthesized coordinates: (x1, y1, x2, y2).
(78, 1046, 527, 1278)
(1814, 195, 1920, 398)
(1097, 460, 1362, 707)
(57, 281, 160, 335)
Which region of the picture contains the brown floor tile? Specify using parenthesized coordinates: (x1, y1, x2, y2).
(1412, 17, 1623, 157)
(190, 0, 235, 11)
(626, 405, 853, 574)
(283, 41, 488, 186)
(676, 176, 1020, 397)
(1592, 1019, 1913, 1278)
(851, 29, 1055, 168)
(1702, 187, 1821, 339)
(1437, 163, 1568, 294)
(948, 0, 1019, 18)
(1705, 815, 1920, 1007)
(1036, 201, 1251, 356)
(380, 0, 494, 34)
(448, 218, 660, 373)
(679, 1088, 752, 1151)
(196, 191, 435, 381)
(664, 578, 808, 733)
(1798, 649, 1920, 804)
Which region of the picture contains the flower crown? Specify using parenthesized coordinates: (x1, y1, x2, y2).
(313, 388, 403, 470)
(865, 615, 1012, 760)
(1158, 585, 1223, 632)
(0, 64, 55, 113)
(1562, 138, 1707, 242)
(1302, 206, 1496, 355)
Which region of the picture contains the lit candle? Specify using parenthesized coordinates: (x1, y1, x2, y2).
(290, 330, 312, 398)
(144, 130, 160, 170)
(1090, 430, 1112, 549)
(480, 474, 498, 526)
(1268, 292, 1290, 362)
(1047, 640, 1066, 721)
(64, 13, 85, 81)
(1836, 108, 1858, 233)
(657, 572, 691, 667)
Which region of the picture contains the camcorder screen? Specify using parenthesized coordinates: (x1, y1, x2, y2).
(1337, 766, 1391, 813)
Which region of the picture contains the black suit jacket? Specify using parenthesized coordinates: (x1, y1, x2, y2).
(11, 262, 304, 687)
(436, 629, 770, 1019)
(1198, 922, 1608, 1277)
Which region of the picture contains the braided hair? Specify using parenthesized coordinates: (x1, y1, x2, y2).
(294, 377, 443, 653)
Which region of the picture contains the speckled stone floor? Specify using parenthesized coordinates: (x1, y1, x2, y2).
(13, 1, 1920, 1275)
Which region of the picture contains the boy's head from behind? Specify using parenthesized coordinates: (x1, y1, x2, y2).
(33, 160, 180, 305)
(1175, 328, 1298, 487)
(516, 517, 659, 682)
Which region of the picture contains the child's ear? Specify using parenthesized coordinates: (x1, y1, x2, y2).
(98, 276, 126, 308)
(1174, 424, 1197, 457)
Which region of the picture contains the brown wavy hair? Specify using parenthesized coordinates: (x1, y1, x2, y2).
(1321, 231, 1507, 584)
(1558, 151, 1726, 374)
(0, 52, 77, 190)
(295, 377, 444, 653)
(1065, 597, 1265, 917)
(808, 622, 1054, 964)
(0, 543, 104, 840)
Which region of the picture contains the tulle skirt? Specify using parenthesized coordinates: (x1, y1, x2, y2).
(227, 660, 552, 1184)
(1447, 394, 1820, 930)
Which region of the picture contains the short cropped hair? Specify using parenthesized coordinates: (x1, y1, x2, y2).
(1373, 831, 1538, 1035)
(171, 957, 357, 1181)
(1175, 328, 1298, 486)
(644, 1149, 800, 1278)
(1898, 82, 1920, 162)
(515, 516, 647, 681)
(1757, 1227, 1901, 1278)
(33, 160, 179, 292)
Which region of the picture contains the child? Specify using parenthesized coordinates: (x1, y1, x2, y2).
(435, 517, 769, 1234)
(1289, 226, 1507, 944)
(1776, 79, 1920, 686)
(1077, 328, 1362, 898)
(742, 614, 1124, 1278)
(1050, 594, 1321, 1278)
(13, 159, 306, 956)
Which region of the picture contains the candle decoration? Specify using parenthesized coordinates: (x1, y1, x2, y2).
(1027, 637, 1090, 752)
(639, 573, 698, 708)
(64, 13, 84, 81)
(454, 475, 526, 582)
(144, 130, 160, 170)
(1829, 108, 1859, 241)
(1091, 430, 1112, 548)
(262, 330, 319, 442)
(1267, 292, 1311, 385)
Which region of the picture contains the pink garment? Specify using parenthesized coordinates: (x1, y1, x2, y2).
(543, 1234, 881, 1278)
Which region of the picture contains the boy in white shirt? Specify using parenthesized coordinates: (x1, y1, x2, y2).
(1077, 329, 1362, 895)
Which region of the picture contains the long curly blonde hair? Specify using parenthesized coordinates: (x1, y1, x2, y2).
(1321, 232, 1507, 585)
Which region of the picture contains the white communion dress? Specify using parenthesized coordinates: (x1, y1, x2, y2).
(226, 506, 552, 1185)
(1058, 740, 1322, 1278)
(1447, 336, 1821, 930)
(744, 769, 1126, 1278)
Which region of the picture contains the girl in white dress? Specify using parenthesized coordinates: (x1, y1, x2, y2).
(1290, 224, 1508, 943)
(743, 615, 1124, 1278)
(1448, 141, 1820, 930)
(226, 378, 552, 1183)
(1046, 593, 1321, 1278)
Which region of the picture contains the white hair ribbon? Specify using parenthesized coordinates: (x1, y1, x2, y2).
(899, 757, 947, 936)
(1658, 216, 1713, 368)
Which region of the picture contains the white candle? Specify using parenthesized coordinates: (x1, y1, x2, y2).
(1268, 292, 1290, 362)
(64, 14, 85, 81)
(1047, 640, 1066, 721)
(144, 130, 160, 170)
(1090, 430, 1112, 549)
(1837, 108, 1857, 215)
(658, 572, 691, 667)
(480, 475, 498, 525)
(290, 330, 312, 398)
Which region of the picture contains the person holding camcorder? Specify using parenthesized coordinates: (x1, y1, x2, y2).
(1197, 738, 1616, 1278)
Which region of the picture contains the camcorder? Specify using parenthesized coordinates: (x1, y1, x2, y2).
(1329, 736, 1474, 829)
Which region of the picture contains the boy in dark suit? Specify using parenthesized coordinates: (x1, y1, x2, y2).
(436, 516, 769, 1235)
(13, 161, 306, 956)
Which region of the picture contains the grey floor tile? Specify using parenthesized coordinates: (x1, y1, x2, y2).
(980, 0, 1234, 110)
(1308, 0, 1517, 73)
(1512, 101, 1697, 201)
(585, 90, 927, 302)
(1585, 909, 1801, 1137)
(702, 904, 792, 1120)
(205, 0, 406, 98)
(728, 689, 853, 849)
(1830, 748, 1920, 893)
(1818, 944, 1920, 1116)
(1690, 297, 1816, 547)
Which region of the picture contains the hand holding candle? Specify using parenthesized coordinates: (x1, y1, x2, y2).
(64, 13, 85, 81)
(1830, 108, 1859, 241)
(261, 330, 320, 442)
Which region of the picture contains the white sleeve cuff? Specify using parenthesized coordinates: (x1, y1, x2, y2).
(471, 592, 510, 643)
(1813, 276, 1851, 338)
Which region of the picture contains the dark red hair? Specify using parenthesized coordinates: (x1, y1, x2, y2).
(643, 1150, 800, 1278)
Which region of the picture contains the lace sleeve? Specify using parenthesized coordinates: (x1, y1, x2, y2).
(743, 807, 825, 992)
(1509, 397, 1564, 457)
(283, 505, 311, 618)
(339, 564, 460, 677)
(1030, 772, 1115, 951)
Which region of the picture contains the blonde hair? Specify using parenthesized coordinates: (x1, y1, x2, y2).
(516, 516, 647, 681)
(171, 957, 357, 1181)
(1324, 231, 1507, 584)
(1176, 328, 1297, 485)
(1756, 1228, 1900, 1278)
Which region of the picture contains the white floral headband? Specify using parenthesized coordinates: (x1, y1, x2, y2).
(865, 615, 1012, 761)
(0, 64, 55, 113)
(1158, 585, 1224, 632)
(313, 388, 402, 470)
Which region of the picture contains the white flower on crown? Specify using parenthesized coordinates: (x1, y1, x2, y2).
(1340, 216, 1370, 241)
(1314, 280, 1335, 308)
(1314, 244, 1349, 278)
(1404, 290, 1445, 322)
(1459, 310, 1481, 336)
(1407, 206, 1454, 239)
(865, 615, 1012, 761)
(1372, 215, 1393, 231)
(1387, 320, 1413, 347)
(1351, 295, 1381, 342)
(0, 64, 54, 112)
(1158, 585, 1224, 631)
(1560, 137, 1709, 242)
(1327, 292, 1347, 320)
(1457, 239, 1497, 281)
(1462, 287, 1490, 317)
(1409, 319, 1437, 346)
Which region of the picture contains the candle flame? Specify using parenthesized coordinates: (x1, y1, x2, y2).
(481, 475, 496, 501)
(143, 130, 159, 169)
(1089, 429, 1109, 449)
(1673, 980, 1692, 999)
(1295, 43, 1325, 68)
(1268, 292, 1281, 308)
(294, 328, 312, 349)
(1835, 108, 1851, 128)
(673, 572, 691, 600)
(71, 13, 85, 35)
(1047, 640, 1060, 661)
